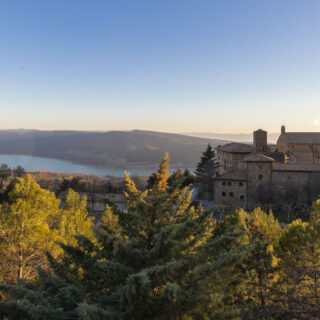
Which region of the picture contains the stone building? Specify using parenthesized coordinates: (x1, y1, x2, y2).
(216, 142, 254, 175)
(277, 126, 320, 164)
(214, 127, 320, 210)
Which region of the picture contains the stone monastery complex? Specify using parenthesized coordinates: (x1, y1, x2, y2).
(214, 126, 320, 210)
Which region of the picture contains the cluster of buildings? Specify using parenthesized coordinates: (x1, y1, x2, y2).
(214, 126, 320, 210)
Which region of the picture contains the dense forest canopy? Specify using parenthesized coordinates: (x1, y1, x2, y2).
(0, 156, 319, 319)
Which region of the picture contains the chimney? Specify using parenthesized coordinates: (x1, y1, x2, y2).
(281, 125, 286, 134)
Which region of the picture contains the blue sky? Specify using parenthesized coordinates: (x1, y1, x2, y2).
(0, 0, 320, 133)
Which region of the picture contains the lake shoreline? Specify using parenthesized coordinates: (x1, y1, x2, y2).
(0, 154, 193, 177)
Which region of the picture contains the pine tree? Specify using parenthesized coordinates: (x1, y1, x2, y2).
(0, 156, 216, 320)
(153, 152, 170, 192)
(273, 199, 320, 319)
(206, 208, 282, 319)
(195, 144, 218, 200)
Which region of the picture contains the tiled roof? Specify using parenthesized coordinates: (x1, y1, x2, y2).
(284, 132, 320, 144)
(217, 142, 254, 153)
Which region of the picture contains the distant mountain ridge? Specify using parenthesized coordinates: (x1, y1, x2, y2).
(0, 130, 228, 169)
(184, 132, 280, 144)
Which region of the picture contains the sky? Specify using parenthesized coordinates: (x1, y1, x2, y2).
(0, 0, 320, 133)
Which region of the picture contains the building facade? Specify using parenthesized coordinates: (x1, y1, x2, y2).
(214, 127, 320, 210)
(277, 126, 320, 164)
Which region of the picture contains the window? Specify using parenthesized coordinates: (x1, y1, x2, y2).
(229, 192, 234, 197)
(222, 192, 226, 197)
(240, 195, 245, 200)
(228, 181, 232, 186)
(258, 174, 263, 180)
(222, 181, 226, 186)
(239, 182, 244, 187)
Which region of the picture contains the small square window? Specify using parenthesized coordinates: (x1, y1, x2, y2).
(228, 181, 232, 186)
(258, 174, 263, 180)
(222, 192, 226, 197)
(239, 182, 244, 187)
(222, 181, 226, 186)
(229, 192, 234, 197)
(240, 195, 245, 200)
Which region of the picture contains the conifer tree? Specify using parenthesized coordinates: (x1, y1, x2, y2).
(273, 199, 320, 319)
(207, 208, 281, 319)
(153, 152, 170, 192)
(0, 155, 216, 320)
(195, 144, 218, 200)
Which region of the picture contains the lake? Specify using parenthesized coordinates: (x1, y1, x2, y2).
(0, 154, 153, 177)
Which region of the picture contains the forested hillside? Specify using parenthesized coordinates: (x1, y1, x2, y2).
(0, 130, 227, 168)
(1, 157, 320, 319)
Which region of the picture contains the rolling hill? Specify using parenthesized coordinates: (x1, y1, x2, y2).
(0, 130, 228, 169)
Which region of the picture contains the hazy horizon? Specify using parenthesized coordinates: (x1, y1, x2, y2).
(0, 127, 282, 144)
(1, 1, 320, 132)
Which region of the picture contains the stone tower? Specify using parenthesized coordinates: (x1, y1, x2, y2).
(245, 154, 274, 209)
(253, 129, 268, 153)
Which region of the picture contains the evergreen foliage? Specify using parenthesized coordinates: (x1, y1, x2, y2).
(0, 176, 94, 284)
(0, 155, 216, 320)
(195, 144, 218, 200)
(2, 160, 320, 319)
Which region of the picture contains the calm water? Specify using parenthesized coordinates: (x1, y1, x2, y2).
(0, 154, 152, 177)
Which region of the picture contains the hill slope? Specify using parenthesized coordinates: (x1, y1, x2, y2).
(0, 130, 228, 168)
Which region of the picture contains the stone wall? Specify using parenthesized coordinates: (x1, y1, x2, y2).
(287, 144, 320, 164)
(217, 151, 249, 174)
(214, 179, 247, 208)
(246, 162, 273, 209)
(272, 169, 320, 205)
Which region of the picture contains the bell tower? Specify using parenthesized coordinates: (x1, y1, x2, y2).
(253, 129, 268, 153)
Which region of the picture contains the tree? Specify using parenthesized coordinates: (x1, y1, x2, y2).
(195, 144, 218, 200)
(55, 189, 95, 248)
(0, 175, 60, 283)
(273, 198, 320, 319)
(0, 164, 12, 190)
(168, 169, 195, 192)
(0, 177, 95, 286)
(207, 208, 282, 319)
(13, 166, 26, 178)
(0, 155, 216, 320)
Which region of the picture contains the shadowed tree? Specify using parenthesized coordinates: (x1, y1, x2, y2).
(195, 144, 218, 200)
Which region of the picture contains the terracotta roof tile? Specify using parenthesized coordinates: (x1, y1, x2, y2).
(283, 132, 320, 144)
(217, 142, 254, 153)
